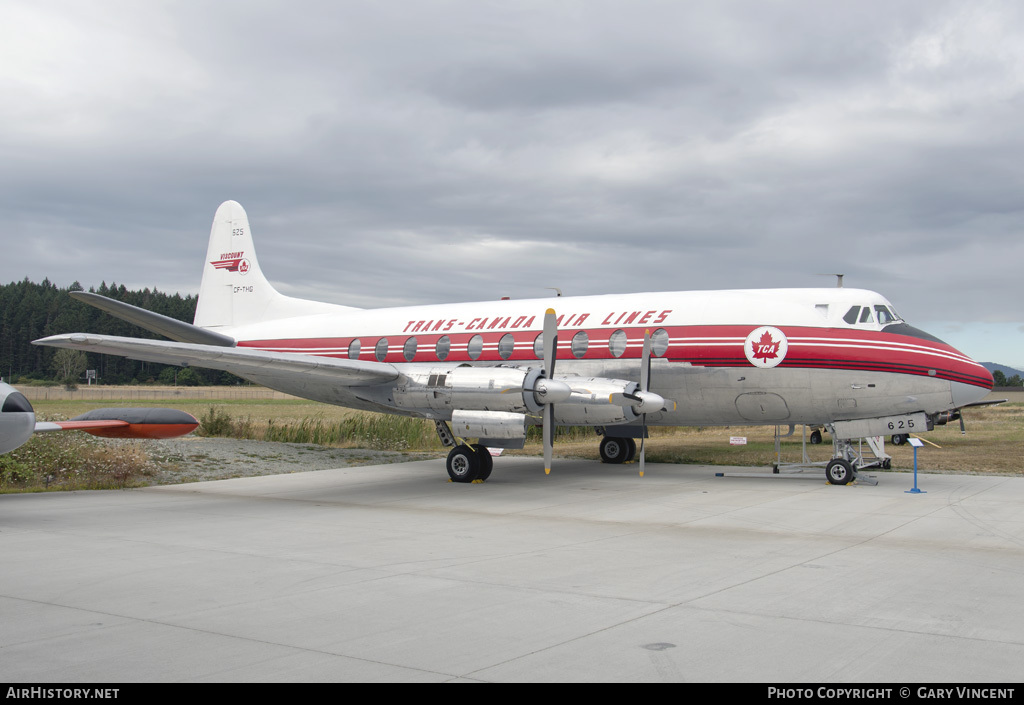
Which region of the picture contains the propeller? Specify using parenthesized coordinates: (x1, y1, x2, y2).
(516, 308, 571, 475)
(608, 329, 676, 477)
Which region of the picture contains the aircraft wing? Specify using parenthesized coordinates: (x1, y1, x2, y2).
(959, 399, 1007, 409)
(32, 333, 400, 387)
(69, 291, 236, 347)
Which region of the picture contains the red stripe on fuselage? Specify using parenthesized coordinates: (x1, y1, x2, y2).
(237, 324, 992, 389)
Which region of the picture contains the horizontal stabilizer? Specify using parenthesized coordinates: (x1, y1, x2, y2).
(71, 292, 235, 347)
(33, 334, 400, 387)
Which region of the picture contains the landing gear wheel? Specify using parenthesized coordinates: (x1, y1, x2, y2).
(447, 446, 481, 483)
(600, 437, 631, 464)
(891, 434, 908, 446)
(882, 458, 892, 469)
(809, 429, 822, 445)
(826, 458, 855, 485)
(623, 437, 637, 462)
(471, 444, 493, 481)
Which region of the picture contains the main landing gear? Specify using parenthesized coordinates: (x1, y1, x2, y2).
(445, 444, 493, 483)
(599, 436, 637, 464)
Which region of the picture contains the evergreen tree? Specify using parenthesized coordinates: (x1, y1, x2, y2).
(0, 278, 230, 384)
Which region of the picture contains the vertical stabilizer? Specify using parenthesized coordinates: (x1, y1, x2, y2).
(194, 201, 354, 330)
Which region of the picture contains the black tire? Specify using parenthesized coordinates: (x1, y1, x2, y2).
(447, 446, 480, 483)
(891, 434, 908, 446)
(624, 437, 637, 463)
(599, 437, 630, 464)
(809, 429, 822, 445)
(826, 458, 854, 485)
(471, 444, 493, 481)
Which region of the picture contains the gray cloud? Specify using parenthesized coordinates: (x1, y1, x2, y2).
(1, 0, 1022, 362)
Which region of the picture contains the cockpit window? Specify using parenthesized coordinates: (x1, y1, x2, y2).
(843, 306, 860, 325)
(874, 305, 897, 325)
(859, 307, 874, 324)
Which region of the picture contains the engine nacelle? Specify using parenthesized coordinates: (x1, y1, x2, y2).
(552, 378, 641, 426)
(0, 382, 36, 455)
(394, 366, 539, 414)
(393, 366, 642, 427)
(452, 409, 528, 439)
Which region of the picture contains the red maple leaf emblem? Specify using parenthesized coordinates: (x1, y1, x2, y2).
(751, 330, 779, 363)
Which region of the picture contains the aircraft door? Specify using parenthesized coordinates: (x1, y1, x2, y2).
(735, 392, 790, 422)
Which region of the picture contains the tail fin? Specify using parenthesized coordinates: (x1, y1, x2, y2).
(194, 201, 355, 330)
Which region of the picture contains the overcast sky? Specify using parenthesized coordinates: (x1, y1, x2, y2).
(1, 1, 1022, 367)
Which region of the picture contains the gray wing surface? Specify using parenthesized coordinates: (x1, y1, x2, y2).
(69, 291, 236, 347)
(33, 334, 399, 387)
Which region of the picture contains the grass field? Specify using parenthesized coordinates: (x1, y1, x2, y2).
(22, 388, 1024, 477)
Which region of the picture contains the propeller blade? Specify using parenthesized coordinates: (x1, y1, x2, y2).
(543, 308, 558, 379)
(542, 308, 558, 475)
(638, 417, 646, 478)
(543, 404, 553, 475)
(640, 329, 652, 392)
(639, 330, 652, 477)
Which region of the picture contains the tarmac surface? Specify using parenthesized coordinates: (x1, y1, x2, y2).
(2, 457, 1023, 683)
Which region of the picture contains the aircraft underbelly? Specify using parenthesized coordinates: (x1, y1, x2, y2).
(238, 360, 956, 427)
(645, 366, 954, 426)
(566, 361, 955, 427)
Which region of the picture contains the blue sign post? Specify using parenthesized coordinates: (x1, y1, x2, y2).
(905, 437, 926, 494)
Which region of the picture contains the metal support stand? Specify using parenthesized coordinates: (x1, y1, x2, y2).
(715, 425, 884, 485)
(715, 425, 827, 481)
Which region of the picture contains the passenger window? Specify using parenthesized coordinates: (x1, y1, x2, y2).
(843, 306, 860, 325)
(375, 338, 389, 362)
(468, 334, 483, 360)
(533, 333, 544, 359)
(608, 329, 627, 358)
(498, 333, 515, 360)
(347, 339, 361, 360)
(435, 335, 450, 361)
(571, 331, 589, 358)
(651, 328, 669, 357)
(403, 337, 417, 362)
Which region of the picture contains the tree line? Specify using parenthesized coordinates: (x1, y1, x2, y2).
(991, 370, 1024, 388)
(0, 278, 239, 386)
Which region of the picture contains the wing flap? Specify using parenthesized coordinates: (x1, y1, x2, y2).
(33, 334, 399, 387)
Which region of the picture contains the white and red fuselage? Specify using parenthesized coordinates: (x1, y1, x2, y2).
(228, 287, 992, 428)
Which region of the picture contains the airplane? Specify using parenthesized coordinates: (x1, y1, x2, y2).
(32, 200, 995, 485)
(0, 380, 199, 455)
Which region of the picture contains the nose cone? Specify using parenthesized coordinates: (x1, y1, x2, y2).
(952, 371, 994, 409)
(883, 323, 994, 409)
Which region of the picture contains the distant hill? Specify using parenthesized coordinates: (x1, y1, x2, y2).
(982, 362, 1024, 378)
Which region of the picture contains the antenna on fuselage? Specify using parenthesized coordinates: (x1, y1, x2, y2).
(545, 287, 563, 297)
(817, 274, 844, 288)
